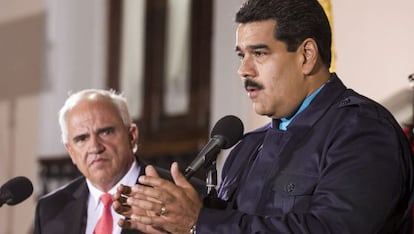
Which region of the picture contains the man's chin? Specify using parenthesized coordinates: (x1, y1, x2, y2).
(253, 104, 268, 116)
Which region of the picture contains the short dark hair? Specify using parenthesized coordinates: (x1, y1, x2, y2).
(236, 0, 332, 69)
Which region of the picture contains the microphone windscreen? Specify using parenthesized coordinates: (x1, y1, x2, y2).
(1, 176, 33, 206)
(211, 115, 244, 149)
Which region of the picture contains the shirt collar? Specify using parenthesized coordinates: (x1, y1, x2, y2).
(87, 159, 140, 210)
(279, 84, 325, 131)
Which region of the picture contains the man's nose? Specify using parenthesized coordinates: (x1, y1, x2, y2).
(88, 135, 105, 154)
(237, 56, 256, 79)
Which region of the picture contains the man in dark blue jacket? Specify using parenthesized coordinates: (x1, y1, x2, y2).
(114, 0, 414, 233)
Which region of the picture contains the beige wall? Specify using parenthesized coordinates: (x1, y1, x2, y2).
(332, 0, 414, 125)
(0, 0, 44, 233)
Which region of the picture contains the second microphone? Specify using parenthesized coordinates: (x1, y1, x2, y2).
(185, 115, 244, 179)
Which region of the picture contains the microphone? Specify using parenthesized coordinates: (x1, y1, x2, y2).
(0, 176, 33, 207)
(185, 115, 244, 179)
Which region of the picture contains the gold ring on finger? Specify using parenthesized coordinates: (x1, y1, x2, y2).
(160, 206, 167, 216)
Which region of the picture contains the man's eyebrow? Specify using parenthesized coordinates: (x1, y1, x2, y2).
(72, 133, 88, 142)
(235, 44, 269, 52)
(248, 44, 269, 50)
(96, 126, 115, 134)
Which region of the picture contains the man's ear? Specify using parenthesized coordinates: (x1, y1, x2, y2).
(129, 124, 139, 147)
(301, 38, 318, 75)
(129, 124, 139, 154)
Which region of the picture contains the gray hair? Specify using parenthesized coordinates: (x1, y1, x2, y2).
(58, 89, 133, 144)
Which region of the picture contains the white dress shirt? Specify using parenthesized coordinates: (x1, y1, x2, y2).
(85, 160, 140, 234)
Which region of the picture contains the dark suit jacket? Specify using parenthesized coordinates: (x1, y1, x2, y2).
(197, 74, 414, 233)
(33, 158, 206, 234)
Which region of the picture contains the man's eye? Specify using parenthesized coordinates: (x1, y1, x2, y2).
(74, 135, 87, 143)
(236, 52, 244, 60)
(254, 51, 266, 57)
(101, 128, 114, 136)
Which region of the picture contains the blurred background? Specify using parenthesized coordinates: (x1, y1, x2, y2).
(1, 0, 413, 233)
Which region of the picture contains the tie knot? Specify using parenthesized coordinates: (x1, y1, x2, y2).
(100, 194, 112, 207)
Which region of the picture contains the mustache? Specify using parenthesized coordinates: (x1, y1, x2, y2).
(244, 79, 264, 90)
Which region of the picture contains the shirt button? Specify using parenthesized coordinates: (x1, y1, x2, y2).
(341, 98, 351, 105)
(286, 183, 295, 193)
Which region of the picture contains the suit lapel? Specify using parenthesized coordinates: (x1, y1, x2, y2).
(64, 179, 89, 234)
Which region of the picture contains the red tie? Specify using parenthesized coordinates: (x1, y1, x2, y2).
(94, 194, 113, 234)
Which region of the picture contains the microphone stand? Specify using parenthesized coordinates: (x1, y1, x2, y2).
(203, 161, 227, 209)
(205, 161, 217, 195)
